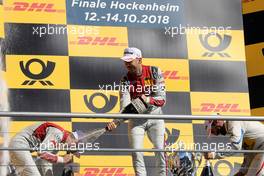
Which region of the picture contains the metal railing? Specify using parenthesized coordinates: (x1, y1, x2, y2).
(0, 111, 264, 121)
(1, 111, 264, 153)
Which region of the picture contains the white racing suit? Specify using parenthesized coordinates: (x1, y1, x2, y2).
(120, 65, 166, 176)
(214, 121, 264, 176)
(9, 122, 70, 176)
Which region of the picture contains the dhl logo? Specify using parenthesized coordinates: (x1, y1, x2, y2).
(193, 103, 249, 113)
(162, 70, 189, 80)
(82, 168, 135, 176)
(70, 36, 128, 46)
(4, 2, 65, 13)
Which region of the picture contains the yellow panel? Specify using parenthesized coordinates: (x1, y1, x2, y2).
(5, 55, 69, 89)
(144, 123, 193, 156)
(192, 120, 206, 124)
(3, 0, 66, 24)
(71, 89, 120, 113)
(165, 123, 193, 147)
(186, 29, 246, 61)
(251, 107, 264, 116)
(191, 92, 251, 116)
(9, 121, 72, 138)
(142, 59, 190, 92)
(75, 155, 135, 175)
(246, 42, 264, 77)
(196, 157, 244, 176)
(68, 25, 128, 57)
(71, 89, 121, 123)
(242, 0, 264, 14)
(0, 5, 4, 38)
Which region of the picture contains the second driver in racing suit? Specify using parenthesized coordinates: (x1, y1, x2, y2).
(9, 122, 80, 176)
(107, 47, 167, 176)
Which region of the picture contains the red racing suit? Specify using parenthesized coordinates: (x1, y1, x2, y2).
(120, 65, 167, 176)
(120, 65, 166, 113)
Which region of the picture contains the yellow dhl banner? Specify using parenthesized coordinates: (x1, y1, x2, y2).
(3, 0, 66, 24)
(68, 25, 128, 58)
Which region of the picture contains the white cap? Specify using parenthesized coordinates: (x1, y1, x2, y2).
(121, 47, 142, 62)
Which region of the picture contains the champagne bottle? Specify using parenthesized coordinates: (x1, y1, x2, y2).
(200, 159, 214, 176)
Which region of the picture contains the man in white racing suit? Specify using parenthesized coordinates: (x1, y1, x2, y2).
(107, 47, 167, 176)
(205, 120, 264, 176)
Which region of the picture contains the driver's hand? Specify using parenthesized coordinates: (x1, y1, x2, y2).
(63, 154, 73, 163)
(106, 121, 117, 131)
(204, 152, 215, 159)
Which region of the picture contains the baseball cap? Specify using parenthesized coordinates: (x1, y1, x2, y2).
(121, 47, 142, 62)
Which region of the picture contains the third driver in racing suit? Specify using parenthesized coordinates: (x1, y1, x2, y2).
(205, 120, 264, 176)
